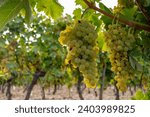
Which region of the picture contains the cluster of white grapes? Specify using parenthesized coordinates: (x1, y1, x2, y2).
(104, 24, 135, 91)
(59, 20, 99, 88)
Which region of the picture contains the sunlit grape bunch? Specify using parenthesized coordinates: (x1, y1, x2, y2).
(104, 24, 135, 91)
(59, 19, 99, 88)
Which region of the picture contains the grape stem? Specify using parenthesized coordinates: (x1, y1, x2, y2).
(83, 0, 150, 32)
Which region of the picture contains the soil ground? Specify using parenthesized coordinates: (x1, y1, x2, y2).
(0, 85, 134, 100)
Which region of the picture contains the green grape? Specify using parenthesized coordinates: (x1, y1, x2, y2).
(104, 24, 135, 92)
(59, 19, 99, 88)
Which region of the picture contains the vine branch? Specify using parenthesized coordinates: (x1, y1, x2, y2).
(83, 0, 150, 32)
(135, 0, 150, 23)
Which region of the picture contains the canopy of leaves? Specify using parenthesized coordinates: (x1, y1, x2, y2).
(0, 0, 64, 31)
(0, 13, 72, 86)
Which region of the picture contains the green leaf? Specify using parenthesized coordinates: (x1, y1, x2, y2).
(129, 56, 136, 69)
(23, 0, 32, 24)
(0, 0, 24, 31)
(81, 9, 95, 19)
(98, 2, 112, 26)
(132, 90, 149, 100)
(97, 32, 105, 49)
(73, 8, 82, 19)
(129, 56, 143, 72)
(36, 0, 63, 19)
(6, 62, 18, 69)
(120, 6, 138, 20)
(101, 16, 112, 26)
(91, 14, 101, 28)
(144, 0, 150, 7)
(135, 12, 147, 23)
(0, 39, 5, 47)
(75, 0, 87, 9)
(99, 2, 112, 14)
(134, 90, 145, 100)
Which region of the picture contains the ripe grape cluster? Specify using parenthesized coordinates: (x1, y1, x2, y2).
(104, 24, 135, 91)
(59, 20, 99, 88)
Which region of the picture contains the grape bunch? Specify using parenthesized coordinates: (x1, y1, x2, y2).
(59, 20, 99, 88)
(104, 24, 135, 91)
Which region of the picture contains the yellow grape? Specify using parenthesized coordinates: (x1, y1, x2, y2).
(104, 24, 135, 92)
(59, 19, 99, 88)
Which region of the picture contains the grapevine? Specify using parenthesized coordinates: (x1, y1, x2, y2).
(104, 24, 135, 91)
(59, 19, 99, 88)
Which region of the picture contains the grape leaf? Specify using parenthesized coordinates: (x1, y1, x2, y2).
(0, 0, 24, 31)
(99, 2, 112, 14)
(91, 14, 101, 29)
(6, 62, 18, 69)
(144, 0, 150, 7)
(135, 12, 147, 23)
(75, 0, 87, 9)
(36, 0, 63, 19)
(97, 32, 105, 50)
(81, 9, 95, 19)
(120, 6, 138, 20)
(23, 0, 32, 24)
(134, 90, 145, 100)
(99, 2, 112, 26)
(73, 8, 82, 19)
(129, 56, 143, 72)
